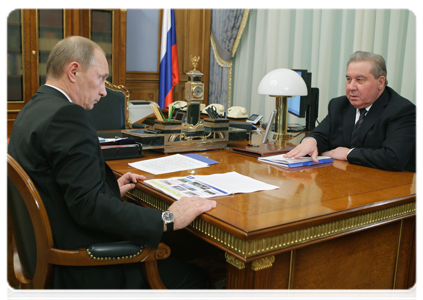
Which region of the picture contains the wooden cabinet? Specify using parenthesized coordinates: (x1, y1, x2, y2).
(7, 9, 126, 136)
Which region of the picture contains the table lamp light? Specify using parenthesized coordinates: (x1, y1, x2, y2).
(258, 68, 308, 143)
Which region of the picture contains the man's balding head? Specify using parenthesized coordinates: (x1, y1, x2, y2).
(46, 36, 105, 81)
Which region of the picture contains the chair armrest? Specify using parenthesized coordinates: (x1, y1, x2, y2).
(87, 241, 143, 260)
(47, 242, 170, 266)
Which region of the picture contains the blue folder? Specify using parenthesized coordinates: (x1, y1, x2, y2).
(183, 153, 219, 165)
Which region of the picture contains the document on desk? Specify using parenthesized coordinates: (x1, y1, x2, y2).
(258, 155, 333, 168)
(145, 171, 279, 200)
(128, 154, 209, 175)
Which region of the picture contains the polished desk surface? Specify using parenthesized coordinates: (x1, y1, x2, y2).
(107, 139, 416, 254)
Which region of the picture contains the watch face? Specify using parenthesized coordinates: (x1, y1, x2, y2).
(192, 85, 204, 99)
(162, 211, 175, 223)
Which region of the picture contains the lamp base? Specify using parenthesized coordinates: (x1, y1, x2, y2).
(274, 95, 291, 143)
(271, 135, 291, 150)
(264, 130, 291, 148)
(277, 133, 292, 141)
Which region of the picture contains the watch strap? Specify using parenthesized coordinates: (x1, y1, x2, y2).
(166, 222, 173, 232)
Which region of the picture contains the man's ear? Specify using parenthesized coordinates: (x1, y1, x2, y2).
(378, 76, 386, 89)
(67, 62, 80, 83)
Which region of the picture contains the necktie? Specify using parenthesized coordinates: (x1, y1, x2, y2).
(351, 108, 367, 148)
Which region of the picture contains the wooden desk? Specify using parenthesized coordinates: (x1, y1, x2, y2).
(107, 142, 416, 289)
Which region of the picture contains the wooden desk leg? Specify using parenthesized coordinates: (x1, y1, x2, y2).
(225, 253, 275, 289)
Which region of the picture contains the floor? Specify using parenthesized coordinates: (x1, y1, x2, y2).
(161, 230, 227, 289)
(187, 252, 227, 289)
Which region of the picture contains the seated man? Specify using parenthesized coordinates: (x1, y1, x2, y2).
(285, 51, 415, 172)
(8, 36, 217, 289)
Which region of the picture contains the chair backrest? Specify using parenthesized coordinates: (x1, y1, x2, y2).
(87, 81, 132, 131)
(7, 154, 55, 288)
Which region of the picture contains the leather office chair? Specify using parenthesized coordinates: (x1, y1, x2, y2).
(87, 81, 132, 130)
(7, 153, 169, 289)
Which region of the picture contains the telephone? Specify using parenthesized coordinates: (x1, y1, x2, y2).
(201, 103, 225, 116)
(167, 101, 187, 111)
(227, 106, 248, 119)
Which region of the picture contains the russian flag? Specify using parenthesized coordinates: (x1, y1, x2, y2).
(158, 9, 179, 109)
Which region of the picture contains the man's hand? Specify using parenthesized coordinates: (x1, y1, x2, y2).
(117, 172, 146, 197)
(167, 196, 217, 231)
(322, 147, 350, 161)
(283, 138, 319, 163)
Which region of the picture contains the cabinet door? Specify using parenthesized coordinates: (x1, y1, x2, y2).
(81, 9, 126, 85)
(38, 9, 65, 86)
(7, 9, 66, 136)
(90, 9, 114, 82)
(7, 9, 24, 102)
(7, 9, 33, 136)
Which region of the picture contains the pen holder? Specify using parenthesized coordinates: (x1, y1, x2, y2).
(154, 120, 182, 133)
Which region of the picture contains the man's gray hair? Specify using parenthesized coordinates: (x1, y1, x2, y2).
(46, 36, 105, 80)
(348, 51, 388, 86)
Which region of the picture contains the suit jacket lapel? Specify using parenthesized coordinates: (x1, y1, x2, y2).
(356, 89, 389, 145)
(343, 103, 356, 146)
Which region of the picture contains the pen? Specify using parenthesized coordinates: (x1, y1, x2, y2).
(168, 106, 174, 121)
(158, 104, 166, 121)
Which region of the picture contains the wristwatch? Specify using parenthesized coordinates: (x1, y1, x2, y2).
(161, 211, 175, 232)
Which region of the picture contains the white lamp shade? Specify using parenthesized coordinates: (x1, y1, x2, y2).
(258, 68, 308, 96)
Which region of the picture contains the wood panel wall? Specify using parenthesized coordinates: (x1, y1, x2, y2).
(125, 9, 211, 106)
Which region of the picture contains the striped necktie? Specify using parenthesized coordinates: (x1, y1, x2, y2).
(351, 108, 367, 148)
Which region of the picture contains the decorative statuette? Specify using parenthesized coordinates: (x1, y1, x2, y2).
(190, 55, 200, 71)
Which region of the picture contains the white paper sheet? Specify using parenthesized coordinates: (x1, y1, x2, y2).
(193, 172, 278, 194)
(145, 172, 279, 200)
(128, 154, 209, 175)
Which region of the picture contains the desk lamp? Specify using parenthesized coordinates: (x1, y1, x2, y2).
(258, 68, 307, 143)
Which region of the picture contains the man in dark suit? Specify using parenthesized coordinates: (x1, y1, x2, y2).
(285, 51, 415, 172)
(8, 36, 216, 289)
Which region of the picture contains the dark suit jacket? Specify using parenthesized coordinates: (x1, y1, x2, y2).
(8, 85, 163, 288)
(306, 86, 415, 172)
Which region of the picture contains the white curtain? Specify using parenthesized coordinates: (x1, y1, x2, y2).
(232, 9, 416, 126)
